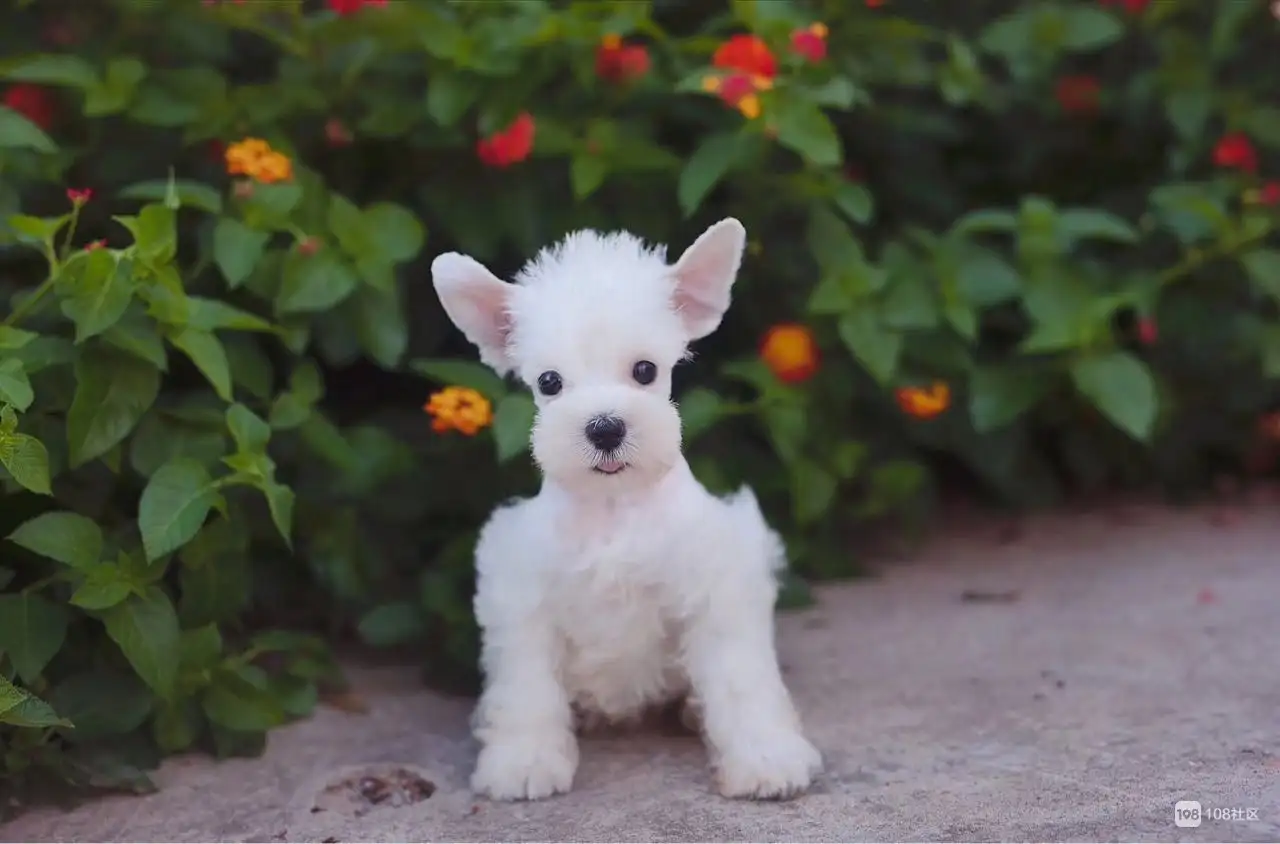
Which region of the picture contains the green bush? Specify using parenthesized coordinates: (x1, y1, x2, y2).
(2, 0, 1279, 806)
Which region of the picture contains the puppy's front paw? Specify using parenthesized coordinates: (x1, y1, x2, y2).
(471, 732, 579, 801)
(714, 731, 822, 800)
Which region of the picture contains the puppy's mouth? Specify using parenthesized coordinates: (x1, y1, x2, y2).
(592, 459, 629, 475)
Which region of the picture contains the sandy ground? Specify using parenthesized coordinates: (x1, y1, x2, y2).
(4, 499, 1279, 842)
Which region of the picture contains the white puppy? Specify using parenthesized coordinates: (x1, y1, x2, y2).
(431, 218, 822, 801)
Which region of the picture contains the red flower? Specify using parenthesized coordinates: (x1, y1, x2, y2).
(66, 188, 92, 205)
(476, 112, 536, 168)
(790, 23, 828, 63)
(1260, 181, 1280, 206)
(1213, 133, 1258, 173)
(3, 84, 55, 130)
(596, 35, 651, 83)
(297, 237, 321, 256)
(1136, 317, 1157, 345)
(713, 34, 777, 80)
(1055, 75, 1101, 114)
(327, 0, 386, 15)
(84, 240, 106, 251)
(325, 118, 353, 147)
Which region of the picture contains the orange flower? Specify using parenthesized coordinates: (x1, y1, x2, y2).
(84, 239, 106, 251)
(1213, 133, 1257, 173)
(1055, 75, 1101, 114)
(896, 382, 950, 419)
(760, 323, 819, 384)
(225, 137, 294, 183)
(3, 84, 55, 130)
(66, 187, 93, 205)
(424, 386, 494, 436)
(702, 72, 771, 119)
(596, 34, 651, 83)
(713, 34, 777, 80)
(477, 112, 536, 168)
(790, 23, 828, 63)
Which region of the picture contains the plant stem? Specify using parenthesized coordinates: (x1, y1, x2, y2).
(1, 274, 57, 329)
(1157, 226, 1274, 287)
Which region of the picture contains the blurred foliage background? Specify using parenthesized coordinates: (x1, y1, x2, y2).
(1, 0, 1279, 812)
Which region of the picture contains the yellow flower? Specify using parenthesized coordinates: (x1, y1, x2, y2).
(424, 386, 493, 436)
(224, 137, 294, 184)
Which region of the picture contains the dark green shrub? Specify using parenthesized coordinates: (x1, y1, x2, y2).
(2, 0, 1278, 806)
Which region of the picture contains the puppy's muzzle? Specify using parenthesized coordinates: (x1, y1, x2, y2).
(584, 414, 626, 452)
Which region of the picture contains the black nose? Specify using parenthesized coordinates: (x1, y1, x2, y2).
(584, 415, 627, 452)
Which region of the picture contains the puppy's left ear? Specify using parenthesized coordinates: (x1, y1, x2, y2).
(670, 217, 747, 340)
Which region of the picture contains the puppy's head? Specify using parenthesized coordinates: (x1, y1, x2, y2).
(431, 219, 746, 489)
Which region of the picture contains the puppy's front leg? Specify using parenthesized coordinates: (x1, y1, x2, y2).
(471, 618, 578, 800)
(684, 590, 822, 800)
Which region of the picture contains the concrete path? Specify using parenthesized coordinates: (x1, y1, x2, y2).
(5, 499, 1279, 842)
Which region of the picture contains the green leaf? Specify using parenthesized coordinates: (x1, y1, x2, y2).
(805, 75, 864, 109)
(357, 602, 426, 647)
(120, 179, 222, 214)
(833, 181, 873, 225)
(2, 53, 98, 88)
(70, 568, 134, 611)
(0, 433, 52, 495)
(350, 286, 408, 369)
(410, 358, 508, 401)
(168, 327, 233, 401)
(0, 106, 57, 153)
(152, 701, 202, 753)
(129, 204, 178, 266)
(263, 482, 294, 549)
(226, 403, 270, 454)
(213, 218, 271, 289)
(678, 387, 724, 441)
(59, 249, 137, 343)
(1069, 351, 1158, 441)
(101, 586, 180, 697)
(365, 203, 425, 265)
(0, 358, 32, 411)
(571, 155, 607, 201)
(492, 393, 535, 463)
(953, 246, 1021, 306)
(678, 131, 745, 218)
(185, 297, 274, 333)
(791, 459, 838, 526)
(0, 326, 38, 349)
(48, 669, 153, 740)
(138, 458, 221, 561)
(968, 367, 1054, 432)
(201, 670, 286, 732)
(1243, 106, 1280, 150)
(7, 511, 103, 570)
(426, 73, 479, 126)
(83, 57, 146, 116)
(103, 310, 169, 370)
(1241, 249, 1280, 303)
(277, 248, 359, 314)
(838, 310, 901, 384)
(179, 545, 251, 628)
(1060, 5, 1124, 50)
(1057, 209, 1139, 246)
(66, 349, 161, 468)
(774, 101, 842, 167)
(0, 593, 69, 683)
(0, 675, 69, 728)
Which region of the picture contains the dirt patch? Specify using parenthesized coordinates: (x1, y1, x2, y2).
(311, 766, 436, 818)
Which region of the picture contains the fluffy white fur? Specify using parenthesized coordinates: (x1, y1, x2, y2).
(431, 218, 822, 801)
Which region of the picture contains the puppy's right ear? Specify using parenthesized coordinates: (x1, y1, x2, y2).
(431, 253, 514, 374)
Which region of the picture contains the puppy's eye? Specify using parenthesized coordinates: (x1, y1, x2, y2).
(632, 360, 658, 385)
(536, 371, 563, 397)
